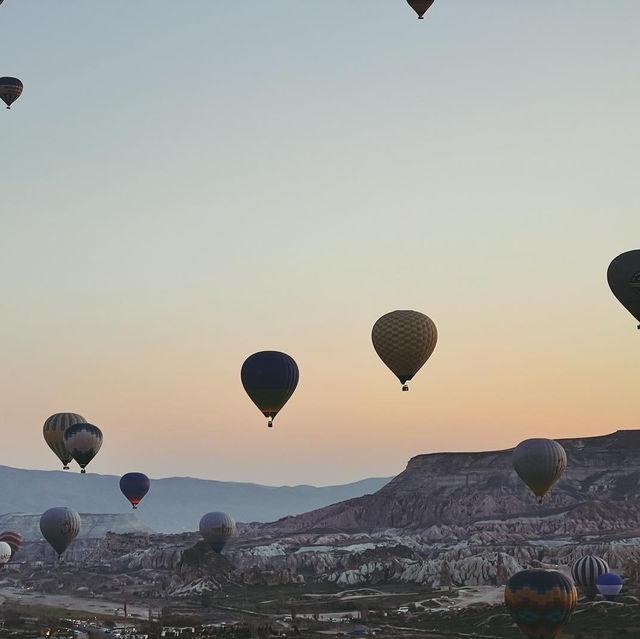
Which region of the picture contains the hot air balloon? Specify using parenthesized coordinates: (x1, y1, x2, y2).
(571, 555, 609, 600)
(371, 310, 437, 391)
(607, 250, 640, 329)
(0, 542, 11, 569)
(407, 0, 435, 19)
(40, 507, 81, 558)
(505, 569, 577, 639)
(199, 512, 235, 553)
(596, 572, 623, 600)
(0, 77, 23, 109)
(512, 438, 566, 503)
(119, 473, 150, 509)
(0, 531, 22, 558)
(43, 413, 87, 470)
(63, 423, 103, 473)
(241, 351, 299, 427)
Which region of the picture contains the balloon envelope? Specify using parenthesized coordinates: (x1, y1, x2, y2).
(0, 542, 11, 567)
(371, 310, 437, 389)
(40, 507, 81, 557)
(407, 0, 435, 18)
(0, 77, 23, 108)
(199, 512, 235, 553)
(120, 473, 150, 509)
(596, 572, 623, 599)
(505, 569, 577, 639)
(0, 531, 22, 558)
(607, 250, 640, 327)
(63, 423, 103, 472)
(43, 413, 87, 469)
(512, 438, 567, 502)
(241, 351, 299, 426)
(571, 555, 609, 600)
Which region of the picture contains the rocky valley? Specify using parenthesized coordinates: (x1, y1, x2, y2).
(4, 429, 640, 605)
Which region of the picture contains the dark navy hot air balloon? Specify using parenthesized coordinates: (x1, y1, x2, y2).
(505, 569, 577, 639)
(241, 351, 299, 427)
(407, 1, 435, 19)
(0, 77, 23, 109)
(596, 572, 623, 600)
(63, 423, 103, 473)
(607, 250, 640, 329)
(120, 473, 150, 509)
(199, 512, 235, 553)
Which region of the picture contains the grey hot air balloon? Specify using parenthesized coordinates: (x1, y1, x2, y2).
(607, 250, 640, 329)
(63, 423, 103, 473)
(571, 555, 609, 600)
(371, 310, 437, 391)
(39, 507, 81, 558)
(43, 412, 87, 469)
(199, 512, 235, 553)
(512, 438, 566, 503)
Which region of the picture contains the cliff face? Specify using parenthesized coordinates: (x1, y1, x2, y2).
(10, 431, 640, 593)
(256, 430, 640, 533)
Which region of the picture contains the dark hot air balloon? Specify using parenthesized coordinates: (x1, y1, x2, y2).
(607, 250, 640, 329)
(43, 413, 87, 469)
(241, 351, 299, 427)
(571, 555, 609, 600)
(0, 77, 23, 109)
(596, 572, 623, 600)
(119, 473, 150, 509)
(512, 438, 566, 503)
(0, 531, 22, 558)
(505, 569, 577, 639)
(407, 1, 435, 19)
(372, 310, 437, 391)
(63, 423, 103, 473)
(199, 512, 235, 553)
(40, 507, 81, 558)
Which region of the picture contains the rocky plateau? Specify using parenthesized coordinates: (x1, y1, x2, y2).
(6, 430, 640, 600)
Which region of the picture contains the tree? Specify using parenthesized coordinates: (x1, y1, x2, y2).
(439, 560, 453, 591)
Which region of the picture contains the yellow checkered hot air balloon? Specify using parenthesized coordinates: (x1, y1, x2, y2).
(43, 413, 87, 470)
(371, 310, 437, 391)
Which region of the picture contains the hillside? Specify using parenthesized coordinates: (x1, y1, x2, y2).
(0, 466, 391, 533)
(256, 430, 640, 533)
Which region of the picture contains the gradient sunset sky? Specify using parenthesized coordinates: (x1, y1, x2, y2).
(1, 1, 639, 485)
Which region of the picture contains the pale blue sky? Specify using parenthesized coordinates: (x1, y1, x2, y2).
(1, 1, 639, 485)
